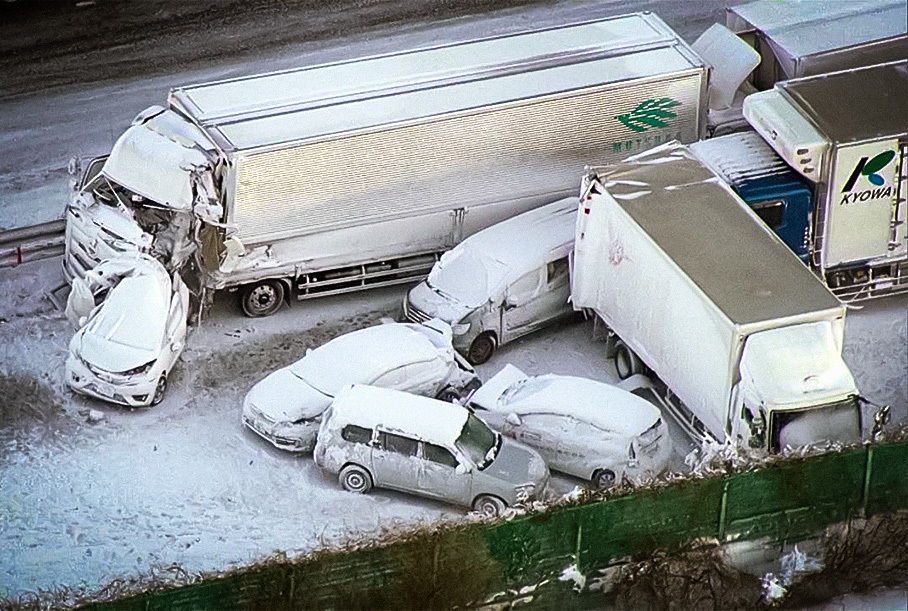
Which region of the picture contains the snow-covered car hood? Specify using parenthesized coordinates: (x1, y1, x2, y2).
(76, 273, 172, 373)
(245, 367, 332, 422)
(468, 364, 530, 410)
(408, 281, 476, 324)
(483, 437, 546, 485)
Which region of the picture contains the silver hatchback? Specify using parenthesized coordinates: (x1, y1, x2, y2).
(314, 385, 549, 516)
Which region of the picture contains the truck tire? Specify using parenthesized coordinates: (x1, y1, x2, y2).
(239, 280, 285, 317)
(339, 464, 373, 494)
(467, 332, 496, 365)
(472, 494, 507, 517)
(615, 343, 643, 380)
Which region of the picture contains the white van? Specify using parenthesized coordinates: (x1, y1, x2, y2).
(313, 385, 549, 516)
(404, 197, 577, 364)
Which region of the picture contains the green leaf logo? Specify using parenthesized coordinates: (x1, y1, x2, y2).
(617, 98, 681, 132)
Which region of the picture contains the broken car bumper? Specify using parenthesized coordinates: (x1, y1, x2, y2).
(65, 355, 158, 408)
(241, 412, 319, 453)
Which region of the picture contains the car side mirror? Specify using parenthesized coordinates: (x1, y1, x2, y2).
(504, 295, 521, 310)
(506, 412, 522, 427)
(455, 463, 470, 475)
(171, 341, 183, 352)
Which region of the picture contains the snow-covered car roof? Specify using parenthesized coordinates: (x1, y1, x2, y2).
(290, 323, 448, 387)
(476, 365, 660, 437)
(428, 197, 577, 297)
(330, 385, 469, 446)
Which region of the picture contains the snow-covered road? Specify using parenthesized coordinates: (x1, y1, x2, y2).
(0, 255, 905, 599)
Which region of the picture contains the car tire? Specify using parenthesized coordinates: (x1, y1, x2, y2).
(467, 333, 496, 365)
(151, 376, 167, 406)
(614, 343, 643, 380)
(592, 469, 616, 490)
(473, 494, 507, 517)
(239, 280, 285, 318)
(339, 464, 373, 494)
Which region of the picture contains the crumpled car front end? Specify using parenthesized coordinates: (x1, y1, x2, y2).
(241, 368, 330, 452)
(65, 343, 163, 407)
(241, 397, 321, 453)
(624, 417, 672, 484)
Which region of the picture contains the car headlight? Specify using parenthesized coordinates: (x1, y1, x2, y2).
(451, 321, 471, 335)
(121, 361, 155, 376)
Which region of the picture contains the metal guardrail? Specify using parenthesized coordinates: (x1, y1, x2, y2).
(0, 219, 66, 268)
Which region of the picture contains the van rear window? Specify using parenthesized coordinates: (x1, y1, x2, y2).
(342, 425, 372, 445)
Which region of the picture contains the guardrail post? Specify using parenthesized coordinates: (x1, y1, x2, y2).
(861, 444, 874, 516)
(718, 479, 730, 541)
(15, 245, 22, 266)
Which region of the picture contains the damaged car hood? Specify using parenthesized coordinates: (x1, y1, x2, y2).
(246, 367, 332, 422)
(482, 437, 546, 484)
(76, 274, 170, 373)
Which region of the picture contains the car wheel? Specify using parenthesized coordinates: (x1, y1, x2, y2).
(473, 494, 507, 517)
(151, 376, 167, 406)
(467, 333, 496, 365)
(339, 464, 373, 494)
(239, 280, 285, 317)
(592, 469, 616, 490)
(614, 343, 643, 380)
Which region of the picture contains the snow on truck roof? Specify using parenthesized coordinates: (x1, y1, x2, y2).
(774, 61, 908, 145)
(590, 142, 842, 327)
(329, 385, 469, 447)
(168, 13, 702, 152)
(728, 0, 906, 68)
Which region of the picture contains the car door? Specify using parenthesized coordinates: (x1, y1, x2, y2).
(416, 442, 472, 504)
(371, 431, 421, 492)
(503, 413, 565, 471)
(500, 268, 545, 343)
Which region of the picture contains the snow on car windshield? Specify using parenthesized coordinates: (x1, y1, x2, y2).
(455, 413, 498, 469)
(86, 276, 166, 352)
(502, 376, 555, 405)
(427, 249, 509, 308)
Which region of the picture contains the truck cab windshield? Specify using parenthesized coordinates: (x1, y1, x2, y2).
(770, 396, 861, 452)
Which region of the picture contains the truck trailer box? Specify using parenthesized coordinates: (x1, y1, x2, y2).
(727, 0, 907, 90)
(68, 13, 708, 316)
(572, 142, 861, 451)
(738, 60, 908, 299)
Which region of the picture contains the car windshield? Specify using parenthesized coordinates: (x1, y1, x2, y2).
(427, 249, 509, 308)
(501, 377, 555, 406)
(455, 413, 499, 470)
(289, 348, 356, 396)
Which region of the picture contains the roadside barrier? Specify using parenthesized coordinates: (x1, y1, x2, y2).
(80, 439, 907, 610)
(0, 220, 65, 268)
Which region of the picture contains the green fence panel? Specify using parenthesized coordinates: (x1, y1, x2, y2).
(865, 439, 908, 517)
(724, 448, 866, 541)
(483, 505, 582, 586)
(577, 477, 726, 570)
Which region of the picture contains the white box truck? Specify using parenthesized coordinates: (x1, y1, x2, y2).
(64, 13, 709, 317)
(691, 61, 908, 300)
(571, 142, 876, 454)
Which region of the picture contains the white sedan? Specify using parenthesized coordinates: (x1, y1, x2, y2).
(65, 255, 189, 407)
(468, 365, 671, 488)
(242, 320, 481, 452)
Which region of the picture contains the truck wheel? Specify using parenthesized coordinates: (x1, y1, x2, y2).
(151, 376, 167, 406)
(467, 333, 496, 365)
(473, 495, 507, 517)
(339, 464, 373, 494)
(592, 469, 616, 490)
(615, 343, 642, 380)
(239, 280, 285, 317)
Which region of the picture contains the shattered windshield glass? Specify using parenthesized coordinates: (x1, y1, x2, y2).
(455, 413, 499, 470)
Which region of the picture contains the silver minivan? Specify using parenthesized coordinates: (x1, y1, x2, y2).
(314, 384, 549, 516)
(404, 197, 577, 364)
